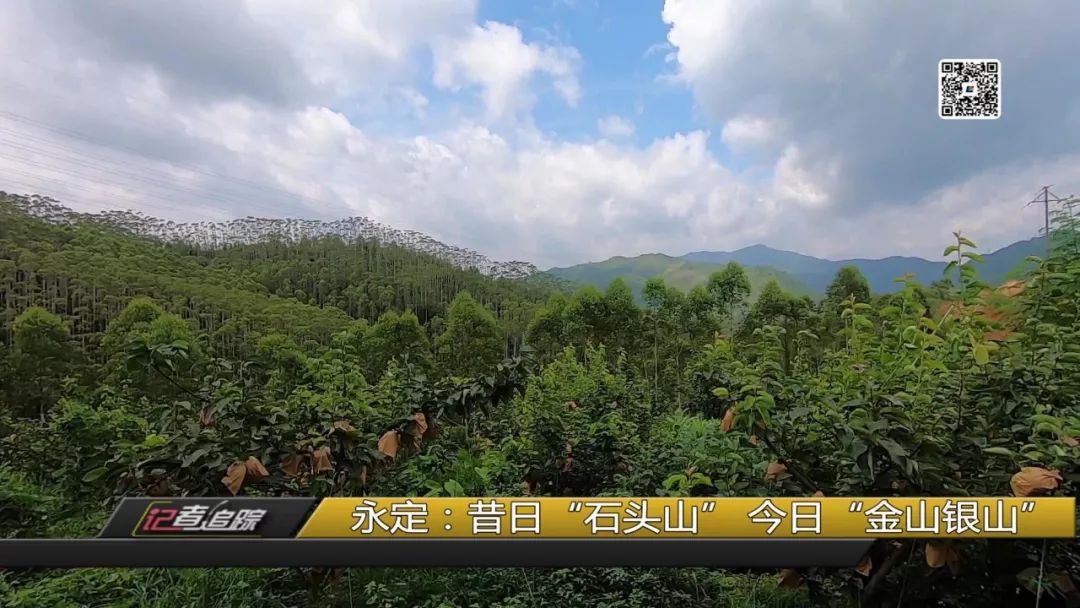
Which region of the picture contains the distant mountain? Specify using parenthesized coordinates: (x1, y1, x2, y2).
(547, 253, 813, 301)
(683, 245, 946, 294)
(8, 192, 538, 279)
(554, 237, 1046, 298)
(977, 236, 1047, 283)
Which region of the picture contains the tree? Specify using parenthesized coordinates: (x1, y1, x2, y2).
(436, 291, 503, 377)
(602, 278, 640, 354)
(565, 286, 608, 350)
(101, 297, 165, 377)
(360, 310, 431, 381)
(706, 262, 751, 327)
(825, 265, 871, 304)
(121, 312, 202, 400)
(525, 293, 571, 361)
(256, 333, 310, 395)
(740, 280, 814, 373)
(10, 307, 71, 420)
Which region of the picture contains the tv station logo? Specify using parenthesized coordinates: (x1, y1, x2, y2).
(99, 497, 317, 539)
(134, 500, 267, 536)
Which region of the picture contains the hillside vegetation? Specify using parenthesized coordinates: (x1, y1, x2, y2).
(549, 253, 813, 302)
(1, 193, 1078, 607)
(574, 238, 1047, 296)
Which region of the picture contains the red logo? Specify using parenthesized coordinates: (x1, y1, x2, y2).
(133, 501, 267, 536)
(140, 506, 183, 533)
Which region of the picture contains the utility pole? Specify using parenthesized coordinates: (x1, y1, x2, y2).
(1026, 186, 1063, 251)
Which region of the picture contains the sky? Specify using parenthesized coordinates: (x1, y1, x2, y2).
(0, 0, 1078, 268)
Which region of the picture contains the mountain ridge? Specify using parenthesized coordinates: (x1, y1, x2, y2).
(552, 236, 1046, 297)
(5, 192, 539, 280)
(548, 253, 813, 302)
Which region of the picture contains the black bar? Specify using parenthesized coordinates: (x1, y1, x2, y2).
(0, 539, 871, 568)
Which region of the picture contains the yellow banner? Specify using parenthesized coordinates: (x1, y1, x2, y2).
(296, 497, 1075, 539)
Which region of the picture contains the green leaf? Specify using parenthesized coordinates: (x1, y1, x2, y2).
(663, 473, 687, 490)
(82, 467, 109, 483)
(973, 344, 989, 366)
(444, 479, 465, 497)
(982, 447, 1016, 457)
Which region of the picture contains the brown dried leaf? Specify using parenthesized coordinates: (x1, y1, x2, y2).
(926, 542, 960, 573)
(812, 490, 825, 497)
(1054, 573, 1078, 595)
(778, 569, 802, 588)
(1063, 436, 1079, 448)
(855, 555, 872, 577)
(281, 454, 305, 477)
(199, 407, 215, 427)
(311, 446, 334, 474)
(333, 420, 356, 433)
(945, 546, 961, 575)
(721, 409, 735, 433)
(424, 419, 440, 439)
(243, 456, 269, 482)
(1010, 467, 1062, 497)
(413, 412, 428, 436)
(222, 461, 246, 495)
(764, 461, 787, 482)
(565, 400, 578, 410)
(146, 477, 171, 496)
(378, 430, 400, 459)
(749, 434, 762, 446)
(359, 466, 368, 486)
(925, 542, 946, 568)
(983, 330, 1013, 342)
(562, 456, 574, 473)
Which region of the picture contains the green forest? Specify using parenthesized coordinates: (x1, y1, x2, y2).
(1, 193, 1077, 607)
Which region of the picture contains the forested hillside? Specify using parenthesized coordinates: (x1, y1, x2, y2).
(548, 253, 812, 302)
(0, 194, 555, 361)
(1, 193, 1078, 607)
(679, 239, 1045, 294)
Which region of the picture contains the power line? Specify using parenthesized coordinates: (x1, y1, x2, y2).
(0, 136, 301, 213)
(0, 108, 355, 216)
(0, 168, 230, 220)
(1025, 186, 1065, 252)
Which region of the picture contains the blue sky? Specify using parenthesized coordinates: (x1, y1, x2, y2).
(479, 0, 701, 145)
(0, 0, 1077, 267)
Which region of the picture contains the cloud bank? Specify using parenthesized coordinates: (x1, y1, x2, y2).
(0, 0, 1076, 268)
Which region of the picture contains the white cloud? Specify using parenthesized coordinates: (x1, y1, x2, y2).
(792, 156, 1080, 260)
(771, 145, 842, 210)
(597, 115, 635, 138)
(720, 114, 781, 154)
(245, 0, 477, 100)
(0, 0, 1072, 273)
(662, 0, 1080, 216)
(432, 21, 581, 120)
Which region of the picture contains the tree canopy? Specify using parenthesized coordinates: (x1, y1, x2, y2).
(1, 192, 1078, 607)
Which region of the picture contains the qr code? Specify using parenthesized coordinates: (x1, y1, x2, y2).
(939, 59, 1000, 119)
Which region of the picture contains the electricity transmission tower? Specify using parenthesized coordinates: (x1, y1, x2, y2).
(1026, 185, 1065, 250)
